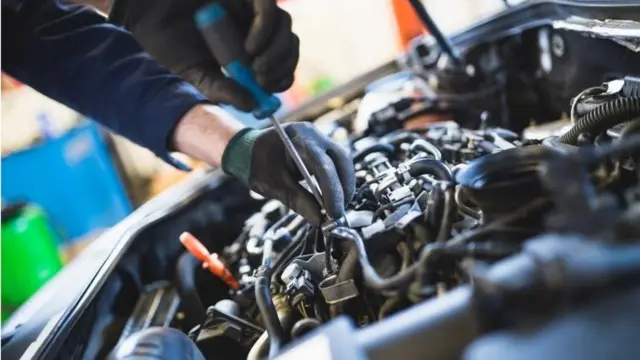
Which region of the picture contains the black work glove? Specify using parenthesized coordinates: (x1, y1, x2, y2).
(110, 0, 299, 111)
(221, 123, 356, 226)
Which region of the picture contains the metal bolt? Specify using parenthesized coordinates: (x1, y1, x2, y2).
(551, 33, 565, 58)
(465, 64, 476, 77)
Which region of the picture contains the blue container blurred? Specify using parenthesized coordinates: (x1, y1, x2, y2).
(2, 121, 132, 242)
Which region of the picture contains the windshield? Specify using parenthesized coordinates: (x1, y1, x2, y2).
(426, 0, 525, 35)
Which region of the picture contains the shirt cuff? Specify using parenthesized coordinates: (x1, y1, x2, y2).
(140, 81, 209, 171)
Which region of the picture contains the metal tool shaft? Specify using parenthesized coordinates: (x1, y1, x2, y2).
(268, 116, 325, 209)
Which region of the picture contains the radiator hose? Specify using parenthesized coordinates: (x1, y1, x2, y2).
(559, 97, 640, 144)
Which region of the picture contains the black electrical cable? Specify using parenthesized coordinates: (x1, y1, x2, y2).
(272, 226, 309, 284)
(373, 198, 414, 221)
(267, 212, 298, 236)
(559, 97, 640, 144)
(407, 0, 461, 65)
(355, 178, 381, 200)
(254, 267, 287, 358)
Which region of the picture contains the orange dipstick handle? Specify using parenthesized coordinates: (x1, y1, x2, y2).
(179, 232, 240, 290)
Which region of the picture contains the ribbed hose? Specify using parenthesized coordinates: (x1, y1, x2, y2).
(559, 97, 640, 144)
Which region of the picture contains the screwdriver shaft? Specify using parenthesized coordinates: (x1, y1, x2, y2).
(268, 116, 325, 210)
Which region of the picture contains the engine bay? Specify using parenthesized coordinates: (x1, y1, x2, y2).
(27, 3, 640, 360)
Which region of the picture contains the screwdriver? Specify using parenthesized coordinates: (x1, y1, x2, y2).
(194, 3, 326, 217)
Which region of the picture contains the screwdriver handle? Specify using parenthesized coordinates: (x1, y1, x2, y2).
(195, 3, 281, 119)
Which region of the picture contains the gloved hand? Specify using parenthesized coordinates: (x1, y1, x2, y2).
(222, 123, 356, 225)
(110, 0, 299, 111)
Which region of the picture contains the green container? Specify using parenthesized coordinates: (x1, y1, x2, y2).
(2, 203, 63, 319)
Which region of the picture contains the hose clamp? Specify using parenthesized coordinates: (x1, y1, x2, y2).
(321, 216, 349, 234)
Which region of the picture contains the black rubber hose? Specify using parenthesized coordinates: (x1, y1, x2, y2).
(329, 243, 360, 317)
(338, 244, 360, 284)
(405, 158, 454, 182)
(407, 0, 461, 64)
(559, 97, 640, 144)
(175, 252, 206, 331)
(352, 143, 395, 163)
(436, 185, 454, 243)
(290, 319, 322, 339)
(380, 131, 421, 146)
(330, 227, 422, 291)
(254, 267, 287, 357)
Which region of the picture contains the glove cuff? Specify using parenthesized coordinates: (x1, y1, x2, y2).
(221, 128, 261, 183)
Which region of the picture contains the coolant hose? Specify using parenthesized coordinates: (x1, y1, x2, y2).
(405, 158, 454, 182)
(255, 267, 287, 357)
(559, 97, 640, 144)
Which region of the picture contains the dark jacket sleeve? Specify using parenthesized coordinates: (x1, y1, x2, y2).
(2, 0, 208, 165)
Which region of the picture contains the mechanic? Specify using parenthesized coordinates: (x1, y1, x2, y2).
(2, 0, 355, 226)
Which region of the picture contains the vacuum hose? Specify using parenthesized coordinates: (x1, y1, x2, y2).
(559, 97, 640, 144)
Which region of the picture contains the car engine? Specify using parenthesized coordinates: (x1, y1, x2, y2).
(15, 2, 640, 360)
(113, 69, 640, 359)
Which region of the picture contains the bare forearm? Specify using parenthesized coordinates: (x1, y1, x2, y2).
(172, 105, 245, 167)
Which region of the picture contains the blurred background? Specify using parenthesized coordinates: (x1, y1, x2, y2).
(1, 0, 515, 322)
